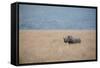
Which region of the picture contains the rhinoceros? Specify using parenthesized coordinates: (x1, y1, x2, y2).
(64, 35, 81, 44)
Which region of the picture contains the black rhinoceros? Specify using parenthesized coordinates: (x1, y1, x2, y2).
(64, 35, 81, 44)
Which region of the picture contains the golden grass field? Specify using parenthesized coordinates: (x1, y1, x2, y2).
(19, 30, 96, 64)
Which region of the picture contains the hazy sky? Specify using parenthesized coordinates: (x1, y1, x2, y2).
(19, 4, 96, 30)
